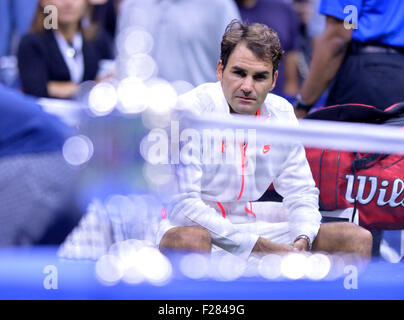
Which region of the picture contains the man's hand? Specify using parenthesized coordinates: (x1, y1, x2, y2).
(292, 238, 309, 252)
(252, 237, 294, 255)
(294, 108, 308, 119)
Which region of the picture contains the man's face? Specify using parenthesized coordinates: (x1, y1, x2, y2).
(217, 42, 278, 115)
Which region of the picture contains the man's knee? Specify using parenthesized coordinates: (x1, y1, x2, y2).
(354, 226, 373, 256)
(313, 222, 373, 257)
(159, 226, 212, 253)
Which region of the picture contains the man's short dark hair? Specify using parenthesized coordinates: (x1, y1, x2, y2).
(220, 19, 284, 76)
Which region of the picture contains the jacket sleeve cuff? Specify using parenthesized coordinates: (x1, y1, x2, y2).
(290, 222, 321, 248)
(231, 233, 260, 261)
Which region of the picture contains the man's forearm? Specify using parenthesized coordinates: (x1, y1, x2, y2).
(283, 51, 300, 97)
(251, 237, 294, 254)
(300, 16, 352, 106)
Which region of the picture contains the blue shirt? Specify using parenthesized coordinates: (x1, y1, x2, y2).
(0, 86, 71, 158)
(320, 0, 404, 47)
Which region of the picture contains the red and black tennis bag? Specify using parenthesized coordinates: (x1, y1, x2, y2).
(304, 102, 404, 230)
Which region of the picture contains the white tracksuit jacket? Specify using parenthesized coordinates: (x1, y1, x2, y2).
(159, 82, 322, 260)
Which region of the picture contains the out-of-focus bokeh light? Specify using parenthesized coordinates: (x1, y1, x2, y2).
(140, 79, 177, 130)
(326, 253, 354, 280)
(88, 82, 117, 116)
(95, 254, 124, 285)
(95, 240, 173, 286)
(305, 253, 331, 280)
(121, 265, 145, 285)
(125, 53, 157, 81)
(94, 238, 355, 286)
(141, 107, 172, 130)
(116, 7, 149, 43)
(258, 254, 283, 280)
(114, 239, 146, 285)
(179, 253, 210, 279)
(280, 253, 308, 280)
(147, 78, 178, 114)
(120, 27, 154, 56)
(116, 76, 149, 114)
(134, 246, 172, 285)
(209, 252, 246, 282)
(218, 254, 246, 281)
(62, 135, 94, 166)
(115, 77, 178, 119)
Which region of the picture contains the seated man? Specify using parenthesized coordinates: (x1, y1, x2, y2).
(156, 20, 372, 260)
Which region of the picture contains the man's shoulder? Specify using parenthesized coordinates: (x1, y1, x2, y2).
(177, 82, 224, 115)
(264, 93, 294, 113)
(264, 93, 298, 124)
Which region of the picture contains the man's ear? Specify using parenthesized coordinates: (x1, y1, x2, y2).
(216, 60, 224, 82)
(270, 70, 278, 91)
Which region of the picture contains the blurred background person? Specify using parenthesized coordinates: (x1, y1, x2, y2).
(0, 0, 38, 88)
(293, 0, 404, 256)
(116, 0, 240, 87)
(91, 0, 122, 41)
(236, 0, 301, 101)
(17, 0, 115, 99)
(0, 85, 82, 246)
(0, 0, 38, 57)
(294, 0, 404, 118)
(294, 0, 325, 60)
(292, 0, 326, 108)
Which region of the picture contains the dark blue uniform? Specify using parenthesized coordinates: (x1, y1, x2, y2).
(320, 0, 404, 109)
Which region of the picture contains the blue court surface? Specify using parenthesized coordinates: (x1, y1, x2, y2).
(0, 246, 403, 300)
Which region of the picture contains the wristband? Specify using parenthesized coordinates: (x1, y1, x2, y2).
(294, 234, 312, 251)
(293, 94, 313, 112)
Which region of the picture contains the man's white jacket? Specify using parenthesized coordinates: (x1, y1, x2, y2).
(160, 82, 322, 260)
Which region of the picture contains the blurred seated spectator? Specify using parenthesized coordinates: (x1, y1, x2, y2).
(0, 0, 38, 88)
(0, 85, 82, 245)
(236, 0, 301, 100)
(117, 0, 240, 86)
(17, 0, 115, 99)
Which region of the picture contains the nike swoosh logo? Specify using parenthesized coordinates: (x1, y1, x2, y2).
(263, 145, 270, 154)
(161, 208, 167, 219)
